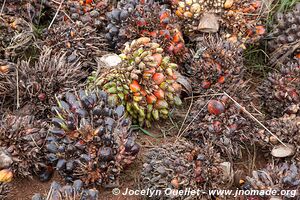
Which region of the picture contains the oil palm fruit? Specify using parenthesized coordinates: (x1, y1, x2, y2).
(41, 21, 108, 71)
(245, 162, 300, 198)
(0, 182, 10, 200)
(268, 3, 300, 66)
(0, 48, 86, 117)
(258, 64, 300, 118)
(0, 14, 35, 61)
(172, 0, 266, 43)
(105, 0, 189, 62)
(92, 37, 184, 127)
(141, 139, 230, 199)
(189, 35, 247, 97)
(185, 95, 260, 159)
(32, 180, 99, 200)
(47, 90, 139, 187)
(0, 114, 49, 178)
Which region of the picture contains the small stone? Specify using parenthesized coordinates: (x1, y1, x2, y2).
(198, 13, 219, 33)
(0, 149, 13, 169)
(271, 144, 295, 158)
(269, 135, 279, 145)
(100, 54, 122, 68)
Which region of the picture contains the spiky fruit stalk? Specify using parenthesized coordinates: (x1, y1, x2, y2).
(32, 180, 99, 200)
(141, 139, 228, 197)
(189, 35, 247, 97)
(41, 22, 108, 70)
(246, 162, 300, 194)
(268, 3, 300, 66)
(185, 95, 261, 159)
(92, 37, 183, 127)
(0, 114, 49, 179)
(0, 15, 35, 61)
(47, 90, 139, 187)
(106, 0, 189, 62)
(258, 64, 300, 118)
(0, 48, 87, 117)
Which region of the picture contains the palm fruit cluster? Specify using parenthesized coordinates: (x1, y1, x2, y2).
(0, 14, 35, 61)
(46, 90, 139, 187)
(245, 162, 300, 198)
(0, 114, 49, 178)
(105, 0, 188, 62)
(268, 3, 300, 66)
(0, 182, 10, 200)
(32, 180, 99, 200)
(141, 139, 228, 199)
(172, 0, 266, 43)
(188, 35, 246, 95)
(253, 114, 300, 161)
(0, 48, 86, 116)
(92, 37, 183, 127)
(184, 95, 260, 159)
(41, 22, 108, 70)
(258, 64, 300, 118)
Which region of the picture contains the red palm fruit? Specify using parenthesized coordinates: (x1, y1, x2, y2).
(147, 94, 157, 104)
(154, 89, 164, 99)
(173, 43, 184, 55)
(140, 90, 147, 97)
(149, 31, 157, 38)
(153, 73, 165, 85)
(255, 26, 266, 35)
(173, 32, 183, 43)
(172, 82, 182, 92)
(130, 80, 141, 92)
(201, 80, 211, 89)
(207, 100, 225, 115)
(152, 54, 162, 66)
(218, 76, 225, 84)
(86, 0, 93, 4)
(160, 11, 170, 23)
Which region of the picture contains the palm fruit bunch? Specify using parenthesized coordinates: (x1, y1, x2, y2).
(172, 0, 266, 43)
(0, 48, 86, 116)
(0, 14, 35, 61)
(1, 0, 54, 25)
(141, 139, 229, 199)
(268, 3, 300, 66)
(41, 21, 108, 70)
(32, 180, 99, 200)
(46, 90, 139, 187)
(105, 0, 188, 62)
(245, 162, 300, 198)
(258, 64, 300, 118)
(184, 95, 261, 159)
(92, 37, 183, 127)
(0, 182, 10, 200)
(48, 0, 112, 29)
(252, 114, 300, 161)
(0, 114, 49, 178)
(188, 35, 246, 95)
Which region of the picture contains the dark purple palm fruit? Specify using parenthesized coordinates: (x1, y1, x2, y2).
(188, 34, 247, 97)
(0, 48, 87, 117)
(41, 21, 109, 71)
(32, 180, 99, 200)
(184, 95, 261, 160)
(0, 14, 35, 61)
(258, 64, 300, 118)
(141, 139, 230, 198)
(268, 3, 300, 66)
(0, 182, 10, 200)
(245, 162, 300, 199)
(0, 114, 50, 179)
(47, 89, 139, 188)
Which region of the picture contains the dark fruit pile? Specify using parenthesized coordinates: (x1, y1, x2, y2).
(141, 139, 228, 198)
(185, 96, 260, 159)
(32, 180, 99, 200)
(259, 64, 300, 118)
(47, 90, 139, 187)
(0, 14, 35, 61)
(268, 3, 300, 66)
(246, 162, 300, 197)
(0, 114, 48, 178)
(92, 37, 184, 127)
(0, 182, 10, 200)
(189, 34, 246, 95)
